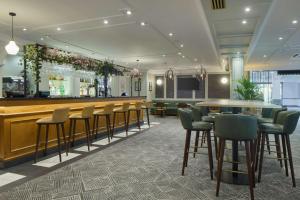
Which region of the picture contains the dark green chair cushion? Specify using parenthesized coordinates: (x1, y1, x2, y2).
(202, 115, 216, 123)
(259, 123, 283, 134)
(178, 108, 193, 129)
(257, 117, 273, 124)
(277, 111, 300, 134)
(192, 121, 212, 131)
(261, 108, 273, 118)
(190, 105, 203, 122)
(215, 114, 258, 140)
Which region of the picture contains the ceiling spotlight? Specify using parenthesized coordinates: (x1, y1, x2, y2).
(242, 20, 247, 24)
(237, 51, 240, 54)
(162, 54, 166, 57)
(178, 52, 182, 55)
(263, 55, 267, 58)
(194, 58, 198, 62)
(245, 7, 251, 12)
(22, 28, 27, 31)
(40, 37, 44, 41)
(140, 22, 146, 26)
(103, 19, 109, 24)
(168, 32, 173, 37)
(278, 37, 283, 40)
(180, 44, 184, 48)
(66, 45, 69, 48)
(126, 10, 132, 15)
(292, 20, 298, 24)
(182, 55, 185, 58)
(56, 27, 61, 31)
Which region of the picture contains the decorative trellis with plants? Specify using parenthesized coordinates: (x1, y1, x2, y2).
(23, 44, 126, 97)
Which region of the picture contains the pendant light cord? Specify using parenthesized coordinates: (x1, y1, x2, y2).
(11, 14, 14, 39)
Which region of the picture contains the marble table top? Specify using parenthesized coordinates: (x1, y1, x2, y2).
(196, 99, 281, 108)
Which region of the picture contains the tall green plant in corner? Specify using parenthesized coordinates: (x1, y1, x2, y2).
(235, 76, 262, 100)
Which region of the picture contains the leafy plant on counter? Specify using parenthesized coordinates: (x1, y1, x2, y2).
(235, 76, 263, 100)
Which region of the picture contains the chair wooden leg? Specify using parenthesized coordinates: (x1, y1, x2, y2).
(185, 130, 191, 167)
(85, 119, 90, 151)
(285, 134, 296, 187)
(112, 112, 116, 137)
(72, 119, 77, 147)
(123, 111, 127, 134)
(34, 124, 42, 163)
(207, 131, 214, 180)
(266, 134, 271, 154)
(214, 135, 218, 159)
(258, 133, 266, 182)
(182, 130, 191, 176)
(146, 108, 150, 127)
(216, 138, 225, 197)
(95, 115, 99, 139)
(245, 141, 254, 200)
(61, 123, 68, 156)
(275, 135, 283, 167)
(193, 131, 199, 158)
(255, 131, 261, 171)
(44, 124, 49, 156)
(108, 114, 112, 138)
(92, 115, 96, 138)
(250, 140, 256, 188)
(68, 119, 73, 152)
(281, 134, 289, 177)
(136, 110, 141, 130)
(56, 124, 62, 162)
(105, 115, 111, 143)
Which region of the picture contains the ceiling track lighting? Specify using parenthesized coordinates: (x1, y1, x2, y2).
(5, 12, 19, 55)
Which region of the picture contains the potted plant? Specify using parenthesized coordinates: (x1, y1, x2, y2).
(235, 76, 263, 100)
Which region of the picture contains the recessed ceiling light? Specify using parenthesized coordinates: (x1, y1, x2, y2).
(263, 55, 267, 58)
(245, 7, 251, 12)
(66, 45, 69, 48)
(278, 37, 283, 40)
(180, 44, 184, 48)
(194, 58, 198, 62)
(126, 10, 132, 15)
(40, 37, 44, 41)
(182, 55, 185, 58)
(22, 28, 27, 31)
(237, 51, 240, 54)
(292, 20, 298, 24)
(103, 19, 109, 24)
(140, 22, 146, 26)
(178, 52, 182, 55)
(168, 32, 173, 37)
(162, 54, 166, 57)
(56, 27, 61, 31)
(242, 20, 247, 24)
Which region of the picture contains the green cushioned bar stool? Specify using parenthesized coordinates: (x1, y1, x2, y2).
(258, 111, 300, 187)
(178, 109, 214, 179)
(215, 114, 257, 200)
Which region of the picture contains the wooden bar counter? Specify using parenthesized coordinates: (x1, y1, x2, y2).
(0, 97, 145, 167)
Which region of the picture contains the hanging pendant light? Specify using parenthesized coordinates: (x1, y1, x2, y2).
(5, 12, 19, 55)
(130, 59, 142, 78)
(165, 68, 174, 80)
(196, 64, 207, 81)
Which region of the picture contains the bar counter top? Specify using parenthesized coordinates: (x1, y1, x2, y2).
(0, 96, 145, 167)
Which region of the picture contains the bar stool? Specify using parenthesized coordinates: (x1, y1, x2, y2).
(69, 105, 94, 152)
(93, 103, 114, 142)
(215, 114, 257, 200)
(142, 101, 152, 127)
(128, 102, 143, 131)
(202, 114, 218, 158)
(258, 111, 300, 187)
(112, 102, 130, 137)
(178, 109, 214, 179)
(35, 107, 70, 163)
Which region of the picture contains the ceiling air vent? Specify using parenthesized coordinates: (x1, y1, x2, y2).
(211, 0, 225, 10)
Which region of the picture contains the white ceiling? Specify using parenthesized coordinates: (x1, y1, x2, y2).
(1, 0, 300, 72)
(0, 0, 220, 71)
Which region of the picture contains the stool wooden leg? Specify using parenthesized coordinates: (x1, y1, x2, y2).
(258, 133, 266, 182)
(250, 140, 256, 188)
(255, 131, 261, 171)
(72, 119, 77, 147)
(182, 130, 191, 176)
(193, 131, 199, 158)
(275, 135, 283, 167)
(137, 110, 141, 130)
(93, 115, 96, 138)
(216, 138, 225, 197)
(112, 112, 116, 137)
(207, 131, 214, 180)
(61, 123, 68, 156)
(34, 124, 42, 163)
(146, 108, 150, 127)
(56, 124, 62, 162)
(266, 134, 271, 154)
(107, 114, 112, 138)
(286, 134, 296, 187)
(85, 119, 91, 151)
(245, 141, 254, 200)
(123, 111, 128, 135)
(68, 119, 73, 151)
(281, 134, 289, 177)
(95, 115, 99, 139)
(105, 115, 111, 143)
(214, 135, 218, 159)
(126, 111, 130, 136)
(44, 124, 49, 156)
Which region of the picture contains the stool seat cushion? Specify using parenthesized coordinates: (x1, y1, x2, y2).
(113, 108, 125, 112)
(69, 113, 89, 119)
(128, 106, 141, 111)
(192, 121, 212, 131)
(36, 117, 63, 124)
(94, 110, 111, 115)
(202, 116, 215, 123)
(259, 123, 283, 134)
(208, 112, 220, 116)
(257, 117, 273, 124)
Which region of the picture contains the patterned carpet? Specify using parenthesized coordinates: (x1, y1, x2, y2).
(0, 115, 300, 200)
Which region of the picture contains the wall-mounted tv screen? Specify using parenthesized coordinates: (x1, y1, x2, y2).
(177, 77, 200, 90)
